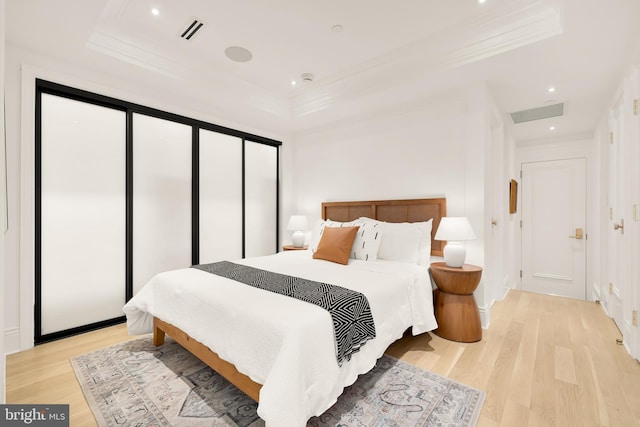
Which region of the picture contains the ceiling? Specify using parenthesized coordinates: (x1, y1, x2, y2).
(6, 0, 640, 141)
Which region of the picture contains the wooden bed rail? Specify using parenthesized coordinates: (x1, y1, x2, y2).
(153, 316, 262, 402)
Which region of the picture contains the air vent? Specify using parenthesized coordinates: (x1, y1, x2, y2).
(181, 19, 204, 40)
(510, 102, 564, 124)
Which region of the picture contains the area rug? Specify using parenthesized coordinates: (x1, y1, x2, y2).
(71, 336, 485, 427)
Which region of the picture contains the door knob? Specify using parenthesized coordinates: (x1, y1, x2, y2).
(568, 228, 584, 239)
(613, 219, 624, 234)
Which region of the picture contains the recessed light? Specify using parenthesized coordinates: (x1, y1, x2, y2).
(225, 46, 253, 63)
(549, 126, 556, 131)
(151, 8, 160, 16)
(478, 0, 487, 4)
(291, 80, 296, 86)
(548, 86, 556, 93)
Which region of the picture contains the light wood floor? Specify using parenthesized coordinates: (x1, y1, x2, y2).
(7, 290, 640, 426)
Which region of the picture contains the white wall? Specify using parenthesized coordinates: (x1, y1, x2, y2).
(502, 126, 520, 298)
(592, 118, 609, 304)
(1, 0, 7, 403)
(286, 84, 502, 326)
(3, 44, 289, 354)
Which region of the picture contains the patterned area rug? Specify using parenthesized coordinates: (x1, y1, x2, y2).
(71, 336, 485, 427)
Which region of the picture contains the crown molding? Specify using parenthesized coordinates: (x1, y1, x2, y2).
(290, 0, 564, 119)
(87, 29, 184, 79)
(87, 0, 565, 130)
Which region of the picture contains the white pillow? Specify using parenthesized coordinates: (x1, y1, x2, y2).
(310, 219, 383, 261)
(416, 219, 433, 265)
(350, 220, 384, 261)
(358, 217, 432, 265)
(309, 218, 327, 252)
(376, 221, 421, 263)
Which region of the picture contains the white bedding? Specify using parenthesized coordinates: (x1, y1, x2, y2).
(123, 250, 438, 427)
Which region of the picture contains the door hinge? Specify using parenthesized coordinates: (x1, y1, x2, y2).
(520, 220, 523, 228)
(633, 310, 638, 327)
(610, 132, 614, 144)
(609, 283, 614, 294)
(520, 270, 522, 278)
(519, 170, 523, 179)
(633, 204, 639, 221)
(633, 99, 639, 115)
(610, 207, 613, 220)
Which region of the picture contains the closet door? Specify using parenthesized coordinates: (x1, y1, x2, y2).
(133, 114, 192, 294)
(199, 129, 242, 263)
(40, 94, 126, 336)
(244, 141, 278, 257)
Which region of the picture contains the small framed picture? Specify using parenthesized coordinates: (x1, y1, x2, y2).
(509, 179, 518, 214)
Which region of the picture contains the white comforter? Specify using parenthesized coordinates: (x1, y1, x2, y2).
(123, 250, 438, 427)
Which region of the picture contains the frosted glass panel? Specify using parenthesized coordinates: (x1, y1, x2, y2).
(199, 130, 242, 263)
(245, 141, 278, 257)
(40, 94, 126, 335)
(133, 114, 192, 294)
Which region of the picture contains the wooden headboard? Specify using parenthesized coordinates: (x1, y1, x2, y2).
(321, 198, 446, 256)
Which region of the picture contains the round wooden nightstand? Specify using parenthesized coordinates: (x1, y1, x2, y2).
(430, 262, 483, 342)
(282, 245, 308, 251)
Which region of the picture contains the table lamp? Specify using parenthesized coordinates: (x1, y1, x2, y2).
(287, 215, 308, 248)
(434, 217, 476, 267)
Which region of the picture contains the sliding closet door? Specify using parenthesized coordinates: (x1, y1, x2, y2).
(199, 129, 242, 263)
(133, 114, 192, 294)
(40, 94, 126, 336)
(245, 141, 278, 257)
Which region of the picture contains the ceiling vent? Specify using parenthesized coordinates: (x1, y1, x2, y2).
(181, 19, 204, 40)
(510, 102, 564, 124)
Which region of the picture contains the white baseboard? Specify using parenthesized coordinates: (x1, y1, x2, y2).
(592, 282, 601, 302)
(478, 300, 494, 330)
(3, 328, 21, 356)
(499, 285, 511, 301)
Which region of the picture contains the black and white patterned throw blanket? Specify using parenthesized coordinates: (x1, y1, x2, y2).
(192, 261, 376, 365)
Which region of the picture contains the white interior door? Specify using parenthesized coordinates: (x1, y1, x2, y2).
(199, 129, 242, 263)
(630, 68, 640, 360)
(133, 114, 192, 294)
(607, 99, 625, 332)
(244, 141, 278, 257)
(521, 158, 586, 299)
(606, 74, 640, 357)
(40, 94, 126, 335)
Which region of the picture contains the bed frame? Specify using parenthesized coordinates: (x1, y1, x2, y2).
(153, 197, 446, 402)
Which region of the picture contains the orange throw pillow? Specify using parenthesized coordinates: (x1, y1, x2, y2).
(312, 226, 360, 265)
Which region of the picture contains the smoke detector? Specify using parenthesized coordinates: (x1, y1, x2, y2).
(301, 73, 314, 83)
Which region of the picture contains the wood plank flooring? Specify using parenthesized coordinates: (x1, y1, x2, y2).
(7, 290, 640, 426)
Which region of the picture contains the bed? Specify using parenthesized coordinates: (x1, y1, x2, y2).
(123, 197, 446, 427)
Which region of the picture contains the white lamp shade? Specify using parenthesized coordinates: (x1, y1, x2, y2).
(434, 217, 476, 267)
(287, 215, 308, 231)
(434, 217, 476, 241)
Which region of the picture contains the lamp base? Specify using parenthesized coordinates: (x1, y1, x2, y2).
(443, 242, 466, 267)
(292, 231, 305, 248)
